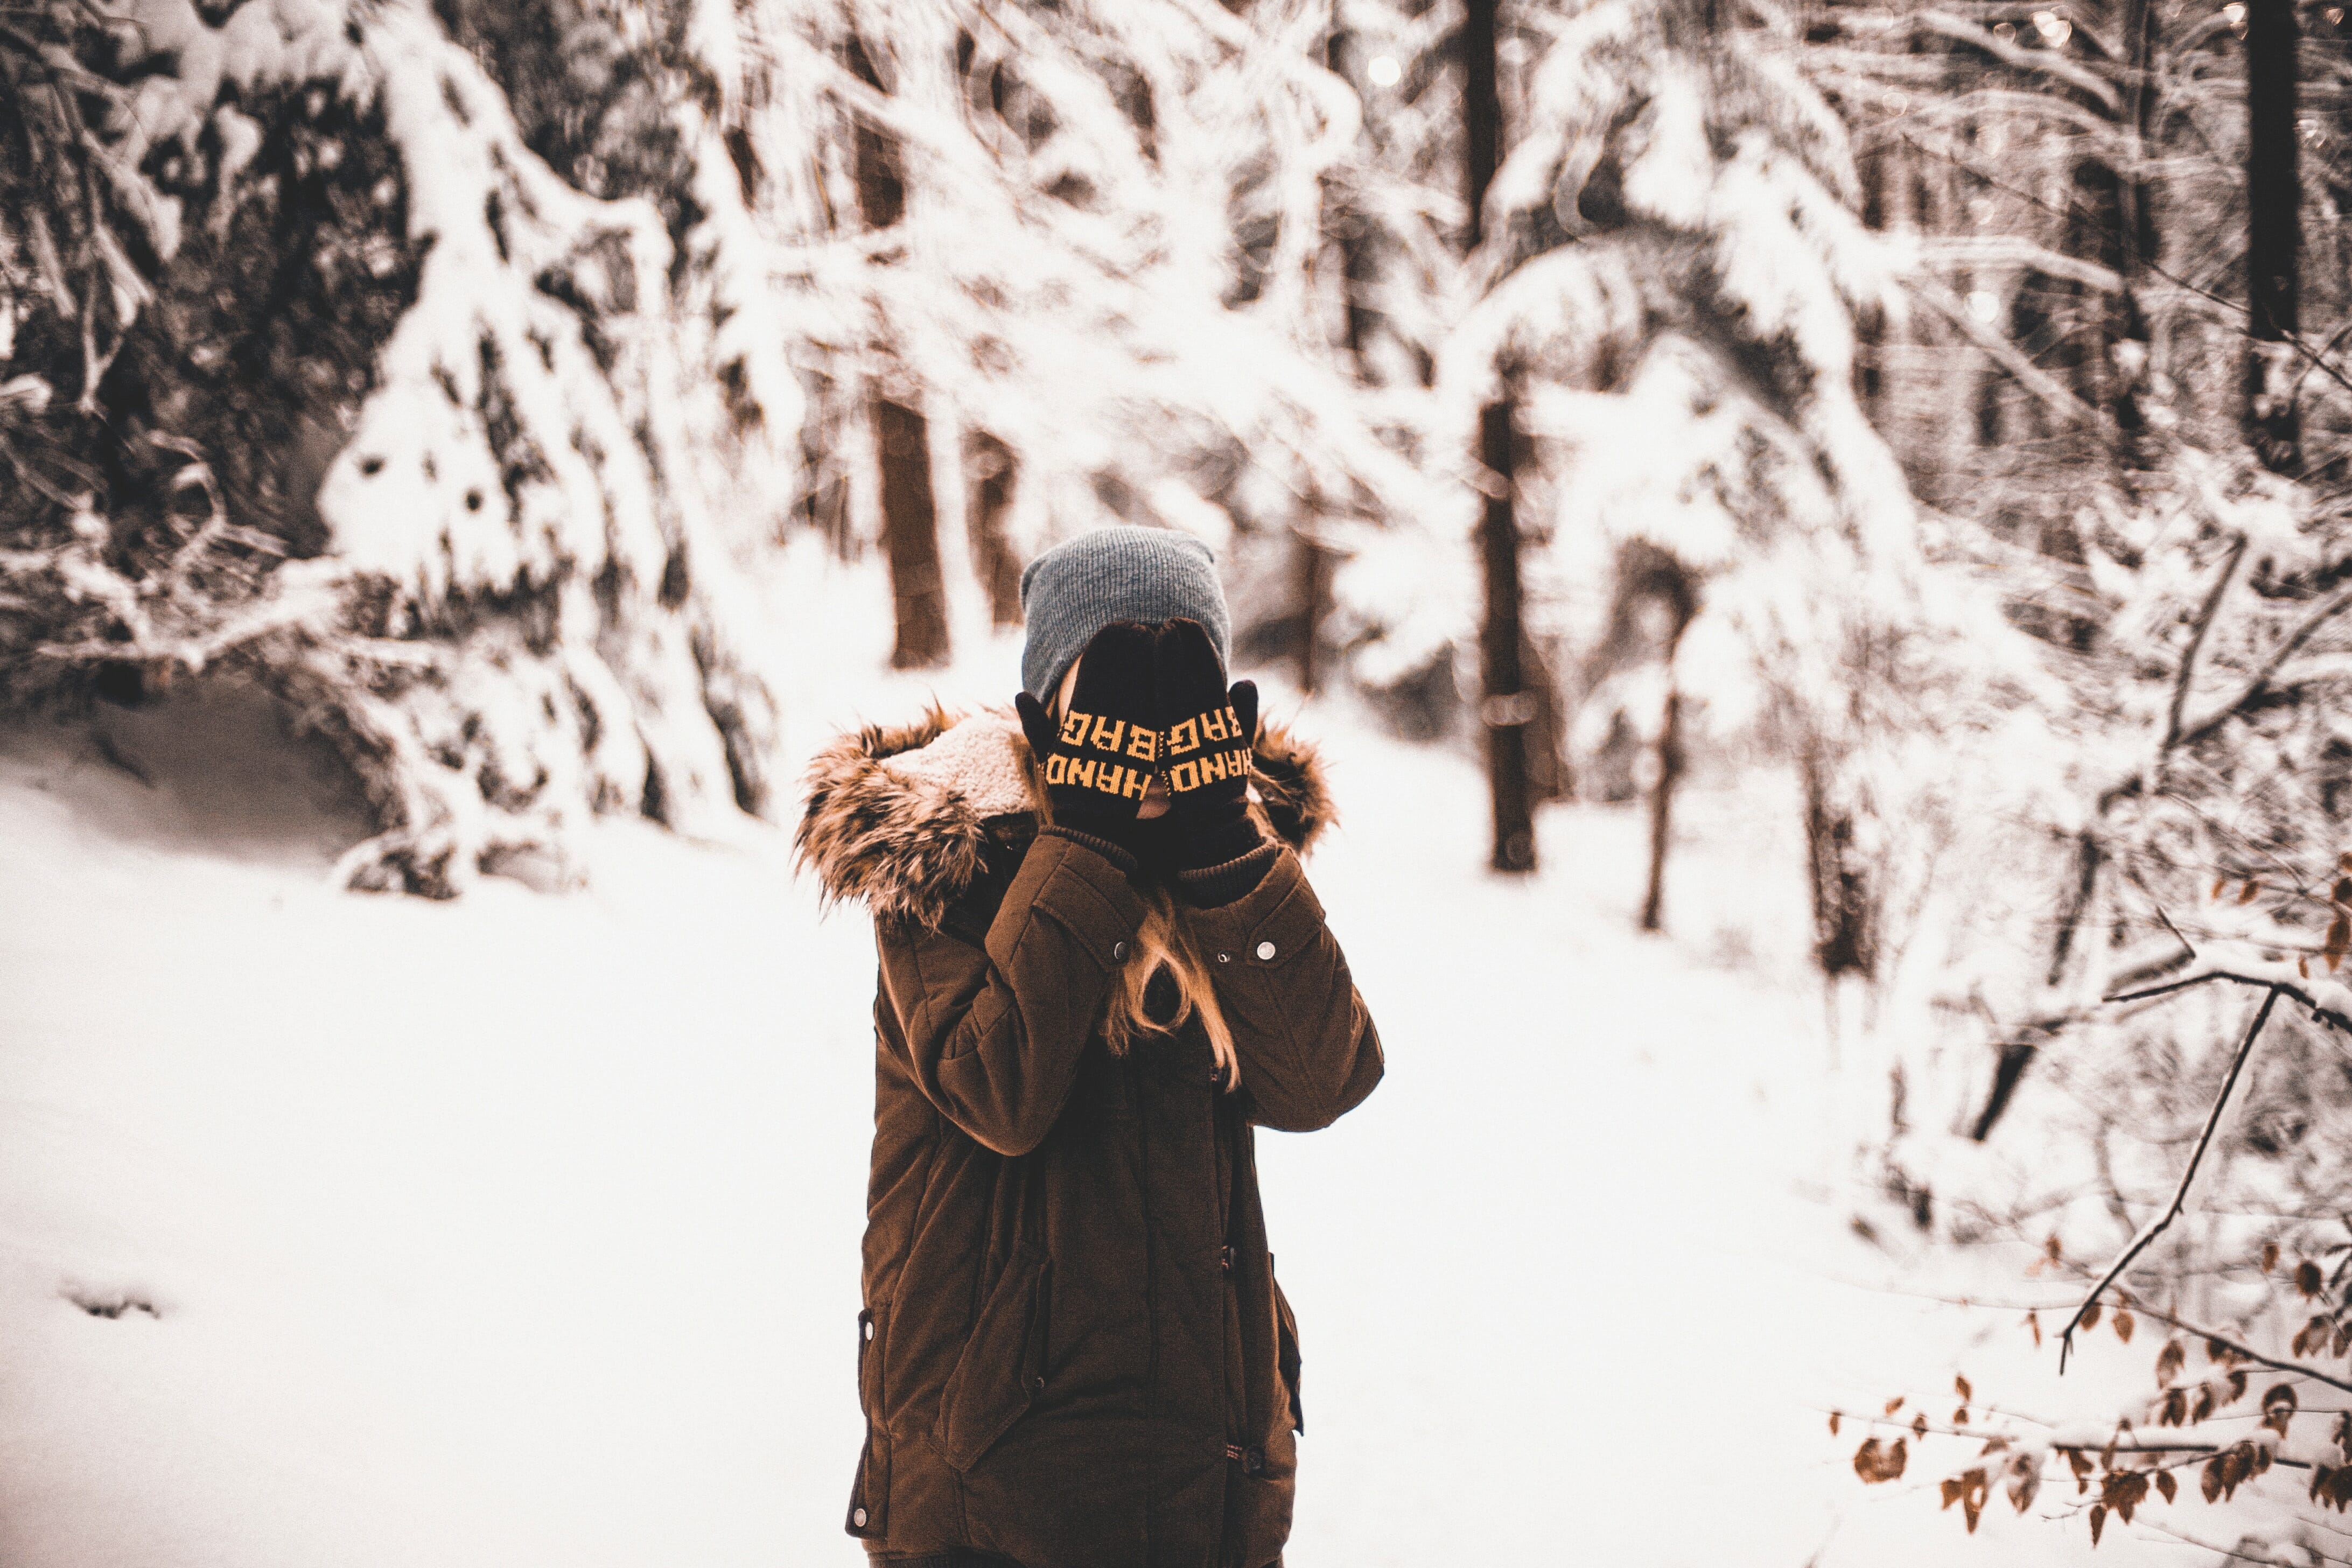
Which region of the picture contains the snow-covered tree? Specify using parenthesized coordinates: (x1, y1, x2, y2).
(719, 0, 1452, 672)
(1361, 0, 2038, 957)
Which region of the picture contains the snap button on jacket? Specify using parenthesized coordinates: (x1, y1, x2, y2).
(797, 710, 1382, 1568)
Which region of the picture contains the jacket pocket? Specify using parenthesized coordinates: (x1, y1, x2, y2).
(848, 1305, 888, 1537)
(935, 1254, 1051, 1472)
(1272, 1279, 1304, 1436)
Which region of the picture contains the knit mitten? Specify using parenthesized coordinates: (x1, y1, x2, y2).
(1152, 618, 1262, 871)
(1016, 621, 1160, 848)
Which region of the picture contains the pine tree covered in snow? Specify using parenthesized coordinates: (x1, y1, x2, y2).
(1, 0, 796, 895)
(1403, 0, 2038, 964)
(722, 0, 1452, 673)
(1798, 0, 2352, 1549)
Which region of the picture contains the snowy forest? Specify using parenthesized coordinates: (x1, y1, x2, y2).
(6, 0, 2352, 1562)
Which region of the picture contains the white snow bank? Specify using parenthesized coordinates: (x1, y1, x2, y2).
(0, 608, 2154, 1565)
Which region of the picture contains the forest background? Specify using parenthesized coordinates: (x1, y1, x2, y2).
(8, 0, 2352, 1560)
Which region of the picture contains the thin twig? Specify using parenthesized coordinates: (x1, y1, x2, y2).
(2173, 583, 2352, 753)
(2105, 967, 2352, 1035)
(2125, 1300, 2352, 1401)
(2060, 986, 2283, 1372)
(2164, 533, 2246, 754)
(1891, 127, 2352, 403)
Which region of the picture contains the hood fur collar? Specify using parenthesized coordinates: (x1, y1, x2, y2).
(796, 703, 1335, 929)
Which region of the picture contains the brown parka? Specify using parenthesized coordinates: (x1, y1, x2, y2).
(796, 706, 1382, 1568)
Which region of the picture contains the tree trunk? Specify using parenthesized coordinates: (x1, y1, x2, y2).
(1464, 0, 1535, 872)
(1293, 522, 1331, 694)
(874, 395, 951, 669)
(2245, 0, 2301, 473)
(1803, 746, 1880, 978)
(1641, 688, 1684, 932)
(1478, 399, 1537, 872)
(1636, 552, 1697, 932)
(850, 36, 946, 666)
(965, 430, 1024, 627)
(1462, 0, 1502, 247)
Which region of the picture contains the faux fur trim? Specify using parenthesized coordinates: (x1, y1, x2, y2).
(795, 701, 1336, 929)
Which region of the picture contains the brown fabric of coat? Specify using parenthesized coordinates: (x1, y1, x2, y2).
(797, 709, 1381, 1568)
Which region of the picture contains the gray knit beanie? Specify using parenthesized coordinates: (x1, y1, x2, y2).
(1019, 525, 1231, 701)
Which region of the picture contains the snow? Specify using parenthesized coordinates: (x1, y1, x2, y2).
(0, 596, 2170, 1564)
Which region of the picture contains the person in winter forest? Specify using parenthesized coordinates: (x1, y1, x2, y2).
(796, 524, 1384, 1568)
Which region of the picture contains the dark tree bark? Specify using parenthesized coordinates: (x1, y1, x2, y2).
(2245, 0, 2301, 472)
(1292, 523, 1332, 694)
(1803, 748, 1881, 978)
(1633, 550, 1699, 932)
(1641, 689, 1685, 933)
(848, 35, 948, 666)
(1478, 400, 1537, 872)
(1464, 0, 1536, 872)
(1462, 0, 1502, 246)
(874, 395, 951, 668)
(1322, 24, 1380, 379)
(965, 430, 1025, 628)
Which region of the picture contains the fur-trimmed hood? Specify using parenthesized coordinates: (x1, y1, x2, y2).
(795, 703, 1335, 929)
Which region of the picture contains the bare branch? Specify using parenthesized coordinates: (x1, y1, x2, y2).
(2173, 583, 2352, 753)
(2105, 961, 2352, 1035)
(2164, 534, 2246, 755)
(2059, 986, 2283, 1373)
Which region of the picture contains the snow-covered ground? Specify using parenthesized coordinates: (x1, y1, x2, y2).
(0, 572, 2166, 1565)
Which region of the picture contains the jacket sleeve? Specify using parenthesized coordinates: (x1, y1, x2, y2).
(1183, 846, 1383, 1132)
(875, 828, 1149, 1157)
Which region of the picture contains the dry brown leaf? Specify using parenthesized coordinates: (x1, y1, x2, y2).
(1941, 1467, 1990, 1534)
(1885, 1395, 1905, 1416)
(1853, 1435, 1909, 1484)
(2328, 913, 2350, 972)
(2240, 879, 2262, 905)
(1828, 1411, 1840, 1436)
(2155, 1469, 2177, 1504)
(2089, 1502, 2107, 1545)
(2025, 1310, 2042, 1347)
(2264, 1241, 2281, 1273)
(2300, 1260, 2326, 1298)
(2114, 1307, 2136, 1343)
(2103, 1469, 2151, 1524)
(2083, 1302, 2103, 1333)
(1955, 1374, 1972, 1402)
(2264, 1383, 2299, 1437)
(2157, 1339, 2186, 1388)
(2067, 1446, 2094, 1485)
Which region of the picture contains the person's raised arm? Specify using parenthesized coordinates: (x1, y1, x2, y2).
(1181, 846, 1382, 1132)
(877, 828, 1147, 1156)
(878, 622, 1164, 1154)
